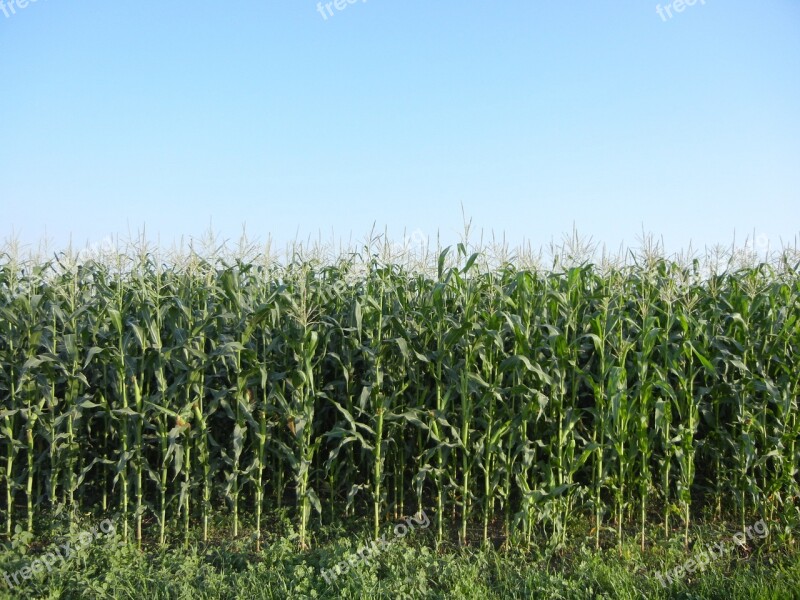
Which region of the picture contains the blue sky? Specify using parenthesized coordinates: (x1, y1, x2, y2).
(1, 0, 798, 256)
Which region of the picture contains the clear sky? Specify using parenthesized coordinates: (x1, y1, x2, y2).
(1, 0, 799, 257)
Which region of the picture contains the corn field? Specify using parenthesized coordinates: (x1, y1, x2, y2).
(1, 241, 799, 551)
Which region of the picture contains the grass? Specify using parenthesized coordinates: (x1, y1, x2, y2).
(0, 512, 798, 599)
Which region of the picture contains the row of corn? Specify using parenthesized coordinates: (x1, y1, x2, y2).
(1, 246, 798, 550)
